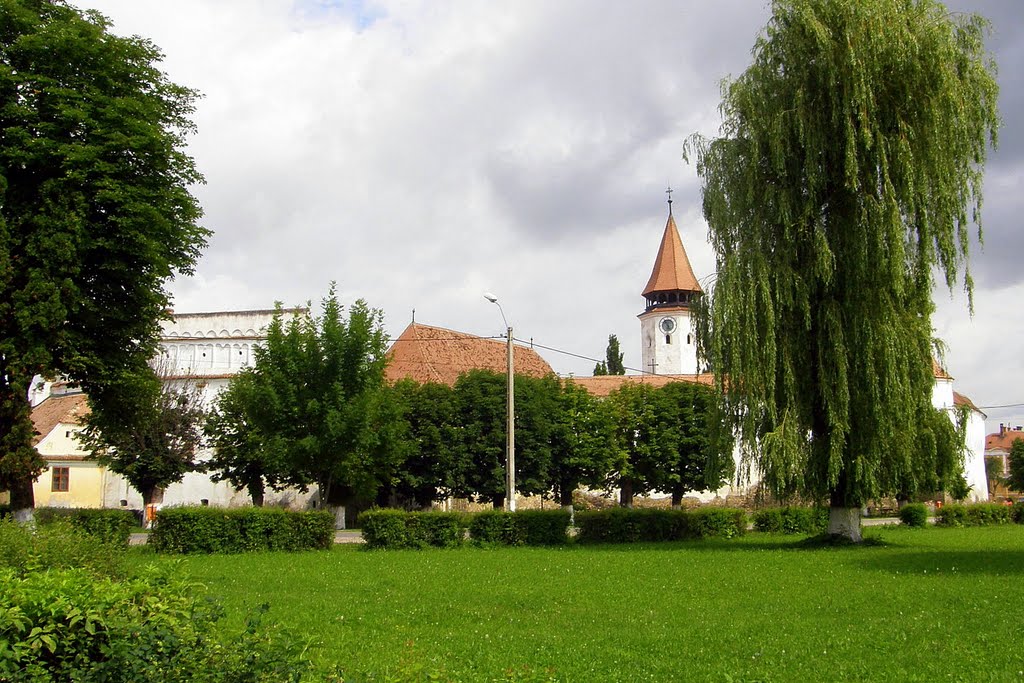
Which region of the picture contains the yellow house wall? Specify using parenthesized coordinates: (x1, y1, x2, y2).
(33, 422, 106, 508)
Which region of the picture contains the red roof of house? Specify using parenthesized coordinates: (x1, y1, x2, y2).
(986, 427, 1024, 453)
(31, 393, 89, 446)
(385, 323, 554, 386)
(642, 212, 702, 297)
(569, 373, 715, 397)
(952, 391, 982, 415)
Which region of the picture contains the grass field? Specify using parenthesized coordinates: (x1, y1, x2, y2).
(159, 526, 1024, 682)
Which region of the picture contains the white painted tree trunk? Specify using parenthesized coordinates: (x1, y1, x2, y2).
(561, 503, 574, 527)
(13, 507, 34, 525)
(330, 504, 346, 530)
(828, 506, 862, 542)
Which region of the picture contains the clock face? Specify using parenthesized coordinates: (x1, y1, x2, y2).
(659, 317, 677, 334)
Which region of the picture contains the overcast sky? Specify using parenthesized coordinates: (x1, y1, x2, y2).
(74, 0, 1024, 435)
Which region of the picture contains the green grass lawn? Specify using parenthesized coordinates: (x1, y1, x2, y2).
(159, 526, 1024, 682)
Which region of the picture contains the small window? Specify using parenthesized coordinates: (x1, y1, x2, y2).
(65, 430, 71, 438)
(51, 466, 69, 492)
(665, 334, 672, 344)
(687, 334, 692, 345)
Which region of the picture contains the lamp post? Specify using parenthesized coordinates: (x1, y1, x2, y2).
(484, 292, 516, 512)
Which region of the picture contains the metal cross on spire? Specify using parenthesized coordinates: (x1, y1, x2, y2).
(666, 185, 673, 215)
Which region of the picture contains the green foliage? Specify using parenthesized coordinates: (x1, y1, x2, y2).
(686, 0, 999, 516)
(467, 510, 571, 547)
(33, 507, 134, 547)
(752, 506, 829, 534)
(1007, 440, 1024, 493)
(548, 380, 616, 507)
(898, 503, 929, 528)
(205, 371, 288, 507)
(468, 510, 527, 546)
(606, 381, 732, 506)
(384, 380, 463, 509)
(203, 285, 400, 511)
(82, 367, 207, 507)
(0, 0, 208, 510)
(149, 507, 334, 554)
(594, 335, 625, 376)
(0, 566, 310, 682)
(1012, 502, 1024, 524)
(936, 503, 1012, 528)
(358, 509, 466, 550)
(0, 519, 124, 578)
(575, 507, 746, 543)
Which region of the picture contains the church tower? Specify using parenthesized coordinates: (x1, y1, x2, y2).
(639, 193, 702, 375)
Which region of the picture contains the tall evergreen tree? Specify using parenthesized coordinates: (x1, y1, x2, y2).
(0, 0, 206, 519)
(687, 0, 998, 539)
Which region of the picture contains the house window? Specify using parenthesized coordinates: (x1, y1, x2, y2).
(665, 334, 672, 344)
(51, 466, 69, 492)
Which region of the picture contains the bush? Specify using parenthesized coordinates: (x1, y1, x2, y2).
(575, 507, 746, 543)
(937, 503, 1012, 527)
(1013, 502, 1024, 524)
(150, 506, 334, 554)
(468, 510, 526, 546)
(899, 503, 929, 528)
(468, 510, 572, 547)
(752, 507, 828, 534)
(358, 509, 466, 549)
(0, 520, 312, 681)
(0, 519, 125, 578)
(35, 507, 135, 547)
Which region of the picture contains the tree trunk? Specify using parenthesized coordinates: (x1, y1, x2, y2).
(671, 488, 683, 510)
(619, 479, 634, 508)
(558, 479, 574, 507)
(10, 476, 35, 524)
(141, 486, 165, 529)
(827, 506, 862, 542)
(491, 494, 505, 510)
(329, 505, 346, 530)
(248, 479, 265, 507)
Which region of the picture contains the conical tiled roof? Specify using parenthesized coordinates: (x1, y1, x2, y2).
(642, 212, 701, 296)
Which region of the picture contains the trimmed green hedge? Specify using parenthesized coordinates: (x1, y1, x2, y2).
(1013, 502, 1024, 524)
(150, 506, 334, 554)
(359, 509, 466, 549)
(574, 507, 747, 543)
(898, 503, 929, 528)
(35, 507, 135, 547)
(469, 509, 572, 546)
(751, 507, 829, 534)
(936, 503, 1013, 527)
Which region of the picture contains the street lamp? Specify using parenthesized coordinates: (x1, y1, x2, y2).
(484, 292, 516, 512)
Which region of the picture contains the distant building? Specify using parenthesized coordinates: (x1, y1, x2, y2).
(985, 423, 1024, 496)
(385, 322, 553, 386)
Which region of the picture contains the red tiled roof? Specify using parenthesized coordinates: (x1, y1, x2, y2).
(642, 213, 701, 297)
(31, 394, 89, 446)
(952, 391, 982, 415)
(385, 323, 554, 386)
(569, 373, 715, 398)
(933, 359, 952, 380)
(986, 428, 1024, 453)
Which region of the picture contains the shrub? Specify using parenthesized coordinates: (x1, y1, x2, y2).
(1013, 502, 1024, 524)
(685, 508, 747, 539)
(575, 507, 746, 543)
(752, 507, 828, 534)
(35, 507, 135, 547)
(0, 519, 125, 578)
(513, 509, 572, 545)
(469, 510, 526, 546)
(937, 503, 1011, 527)
(358, 509, 466, 549)
(150, 506, 334, 554)
(899, 503, 929, 528)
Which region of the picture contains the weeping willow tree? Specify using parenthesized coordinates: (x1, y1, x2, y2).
(686, 0, 999, 540)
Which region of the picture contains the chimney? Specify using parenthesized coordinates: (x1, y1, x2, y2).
(1000, 423, 1005, 436)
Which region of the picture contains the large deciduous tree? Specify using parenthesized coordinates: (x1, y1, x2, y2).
(1008, 440, 1024, 495)
(0, 1, 206, 519)
(81, 363, 206, 511)
(687, 0, 998, 540)
(206, 288, 402, 528)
